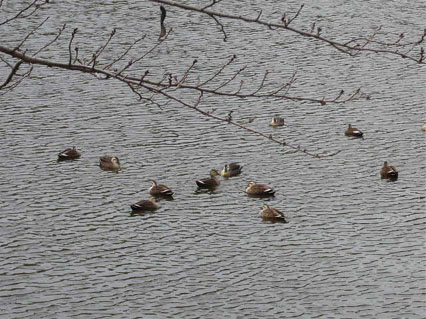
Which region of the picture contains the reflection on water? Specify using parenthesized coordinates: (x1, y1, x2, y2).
(260, 217, 288, 224)
(0, 0, 425, 318)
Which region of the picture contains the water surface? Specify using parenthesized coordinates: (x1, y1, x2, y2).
(0, 1, 425, 318)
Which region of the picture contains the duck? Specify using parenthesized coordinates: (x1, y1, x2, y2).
(159, 5, 167, 40)
(221, 163, 242, 178)
(246, 181, 275, 196)
(269, 116, 284, 127)
(99, 156, 120, 170)
(381, 161, 398, 180)
(130, 198, 159, 212)
(149, 180, 174, 197)
(196, 169, 220, 188)
(259, 204, 287, 222)
(345, 124, 363, 137)
(58, 147, 81, 160)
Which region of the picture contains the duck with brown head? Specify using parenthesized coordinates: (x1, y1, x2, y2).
(149, 180, 174, 197)
(196, 169, 220, 189)
(259, 204, 287, 222)
(221, 163, 242, 178)
(99, 156, 120, 171)
(345, 124, 363, 138)
(381, 161, 398, 180)
(246, 181, 275, 196)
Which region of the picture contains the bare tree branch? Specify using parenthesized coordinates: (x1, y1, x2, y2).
(202, 0, 223, 11)
(104, 35, 146, 70)
(197, 54, 237, 88)
(0, 0, 48, 26)
(115, 28, 172, 77)
(89, 28, 117, 65)
(0, 1, 420, 158)
(14, 16, 49, 52)
(34, 23, 66, 56)
(0, 43, 355, 157)
(210, 14, 228, 42)
(0, 63, 32, 95)
(150, 0, 425, 64)
(282, 4, 304, 27)
(68, 28, 78, 65)
(146, 85, 340, 158)
(0, 61, 23, 89)
(0, 55, 13, 68)
(214, 66, 246, 92)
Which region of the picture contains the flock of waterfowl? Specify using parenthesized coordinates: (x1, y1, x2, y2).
(130, 160, 284, 221)
(270, 120, 401, 182)
(57, 116, 418, 222)
(344, 123, 400, 180)
(58, 145, 282, 221)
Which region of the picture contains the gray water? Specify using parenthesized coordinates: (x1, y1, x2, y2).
(1, 1, 425, 318)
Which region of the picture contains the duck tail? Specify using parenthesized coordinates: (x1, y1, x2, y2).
(389, 171, 398, 178)
(162, 189, 174, 196)
(130, 204, 141, 211)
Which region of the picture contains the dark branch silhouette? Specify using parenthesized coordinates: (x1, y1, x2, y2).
(159, 6, 167, 40)
(0, 1, 421, 158)
(151, 0, 425, 64)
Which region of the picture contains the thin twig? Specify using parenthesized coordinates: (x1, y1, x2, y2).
(209, 14, 227, 42)
(171, 59, 198, 90)
(0, 0, 48, 26)
(0, 56, 13, 68)
(14, 16, 49, 52)
(115, 28, 171, 76)
(286, 4, 304, 26)
(252, 70, 269, 94)
(34, 23, 66, 56)
(0, 45, 365, 155)
(68, 28, 78, 65)
(198, 54, 236, 87)
(202, 0, 223, 11)
(0, 65, 32, 95)
(143, 84, 340, 158)
(0, 61, 23, 89)
(104, 35, 146, 70)
(214, 66, 246, 92)
(89, 28, 117, 65)
(149, 0, 425, 64)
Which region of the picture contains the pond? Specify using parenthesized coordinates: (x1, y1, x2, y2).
(0, 1, 425, 318)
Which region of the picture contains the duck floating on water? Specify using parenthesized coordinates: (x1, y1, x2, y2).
(221, 163, 242, 178)
(259, 204, 287, 222)
(269, 116, 284, 127)
(345, 124, 363, 138)
(99, 156, 120, 171)
(58, 147, 81, 160)
(246, 181, 275, 196)
(196, 169, 220, 189)
(381, 161, 398, 180)
(149, 180, 174, 197)
(130, 198, 159, 212)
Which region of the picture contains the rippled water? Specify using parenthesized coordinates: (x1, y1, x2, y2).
(1, 1, 425, 318)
